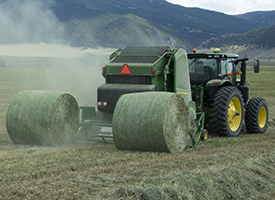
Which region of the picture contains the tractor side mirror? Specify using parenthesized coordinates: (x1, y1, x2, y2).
(254, 59, 259, 73)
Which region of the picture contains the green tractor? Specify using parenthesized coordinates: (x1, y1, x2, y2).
(79, 46, 268, 151)
(188, 48, 268, 136)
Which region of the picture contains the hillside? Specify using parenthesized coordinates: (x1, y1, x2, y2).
(236, 11, 275, 25)
(0, 0, 266, 50)
(64, 13, 181, 48)
(54, 0, 265, 49)
(200, 25, 275, 57)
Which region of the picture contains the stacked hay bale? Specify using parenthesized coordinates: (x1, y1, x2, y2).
(6, 90, 79, 146)
(113, 92, 190, 153)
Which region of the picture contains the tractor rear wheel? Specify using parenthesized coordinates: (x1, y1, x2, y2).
(212, 87, 245, 137)
(245, 97, 268, 133)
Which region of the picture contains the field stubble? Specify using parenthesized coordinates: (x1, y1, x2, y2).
(0, 58, 275, 199)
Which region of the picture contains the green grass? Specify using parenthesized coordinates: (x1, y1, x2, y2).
(0, 58, 275, 199)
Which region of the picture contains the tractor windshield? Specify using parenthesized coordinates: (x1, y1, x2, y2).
(188, 58, 217, 83)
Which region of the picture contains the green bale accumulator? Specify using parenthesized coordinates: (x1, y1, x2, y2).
(6, 90, 79, 146)
(113, 92, 190, 153)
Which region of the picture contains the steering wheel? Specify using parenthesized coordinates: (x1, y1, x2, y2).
(204, 66, 216, 78)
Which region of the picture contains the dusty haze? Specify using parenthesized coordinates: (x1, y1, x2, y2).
(0, 0, 117, 106)
(0, 43, 114, 107)
(0, 0, 65, 44)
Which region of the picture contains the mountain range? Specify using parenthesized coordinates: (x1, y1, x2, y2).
(0, 0, 274, 51)
(236, 11, 275, 25)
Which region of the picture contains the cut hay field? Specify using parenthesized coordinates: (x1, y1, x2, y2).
(0, 53, 275, 199)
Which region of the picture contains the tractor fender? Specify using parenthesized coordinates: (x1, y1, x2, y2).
(205, 79, 233, 103)
(206, 79, 233, 87)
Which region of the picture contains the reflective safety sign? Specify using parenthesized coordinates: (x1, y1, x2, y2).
(121, 64, 131, 74)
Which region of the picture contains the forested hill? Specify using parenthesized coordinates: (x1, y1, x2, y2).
(235, 11, 275, 25)
(0, 0, 272, 50)
(200, 25, 275, 50)
(52, 0, 265, 49)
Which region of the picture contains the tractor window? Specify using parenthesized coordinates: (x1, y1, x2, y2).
(221, 58, 238, 82)
(221, 58, 241, 85)
(221, 59, 233, 75)
(188, 58, 217, 83)
(234, 62, 242, 82)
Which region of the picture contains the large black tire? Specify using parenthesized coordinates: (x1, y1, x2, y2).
(212, 87, 245, 137)
(245, 97, 268, 133)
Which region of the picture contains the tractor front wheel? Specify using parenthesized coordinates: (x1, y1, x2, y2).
(212, 87, 245, 137)
(200, 129, 208, 141)
(245, 97, 268, 133)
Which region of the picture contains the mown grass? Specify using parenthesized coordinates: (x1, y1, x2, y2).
(0, 60, 275, 199)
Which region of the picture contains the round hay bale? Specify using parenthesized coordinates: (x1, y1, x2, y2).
(6, 90, 79, 146)
(113, 92, 190, 153)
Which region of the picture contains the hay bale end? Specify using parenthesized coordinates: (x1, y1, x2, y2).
(6, 90, 79, 146)
(113, 92, 190, 153)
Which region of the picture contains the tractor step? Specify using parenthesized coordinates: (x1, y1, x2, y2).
(99, 127, 113, 133)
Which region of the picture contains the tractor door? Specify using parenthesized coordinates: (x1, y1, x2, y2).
(220, 58, 241, 86)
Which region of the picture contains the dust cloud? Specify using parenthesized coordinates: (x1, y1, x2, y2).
(0, 44, 114, 107)
(0, 0, 115, 107)
(0, 0, 64, 44)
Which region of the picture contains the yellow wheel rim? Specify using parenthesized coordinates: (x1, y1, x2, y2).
(228, 97, 242, 131)
(258, 106, 267, 128)
(204, 132, 208, 140)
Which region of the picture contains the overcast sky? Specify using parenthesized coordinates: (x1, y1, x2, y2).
(166, 0, 275, 15)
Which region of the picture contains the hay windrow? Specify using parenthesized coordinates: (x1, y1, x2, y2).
(113, 92, 190, 153)
(6, 90, 79, 146)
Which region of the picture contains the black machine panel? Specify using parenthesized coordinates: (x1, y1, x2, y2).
(107, 75, 151, 84)
(97, 84, 156, 113)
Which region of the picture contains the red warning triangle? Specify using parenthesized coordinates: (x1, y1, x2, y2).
(121, 64, 131, 74)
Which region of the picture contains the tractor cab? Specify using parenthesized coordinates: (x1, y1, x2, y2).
(187, 48, 253, 108)
(188, 48, 240, 86)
